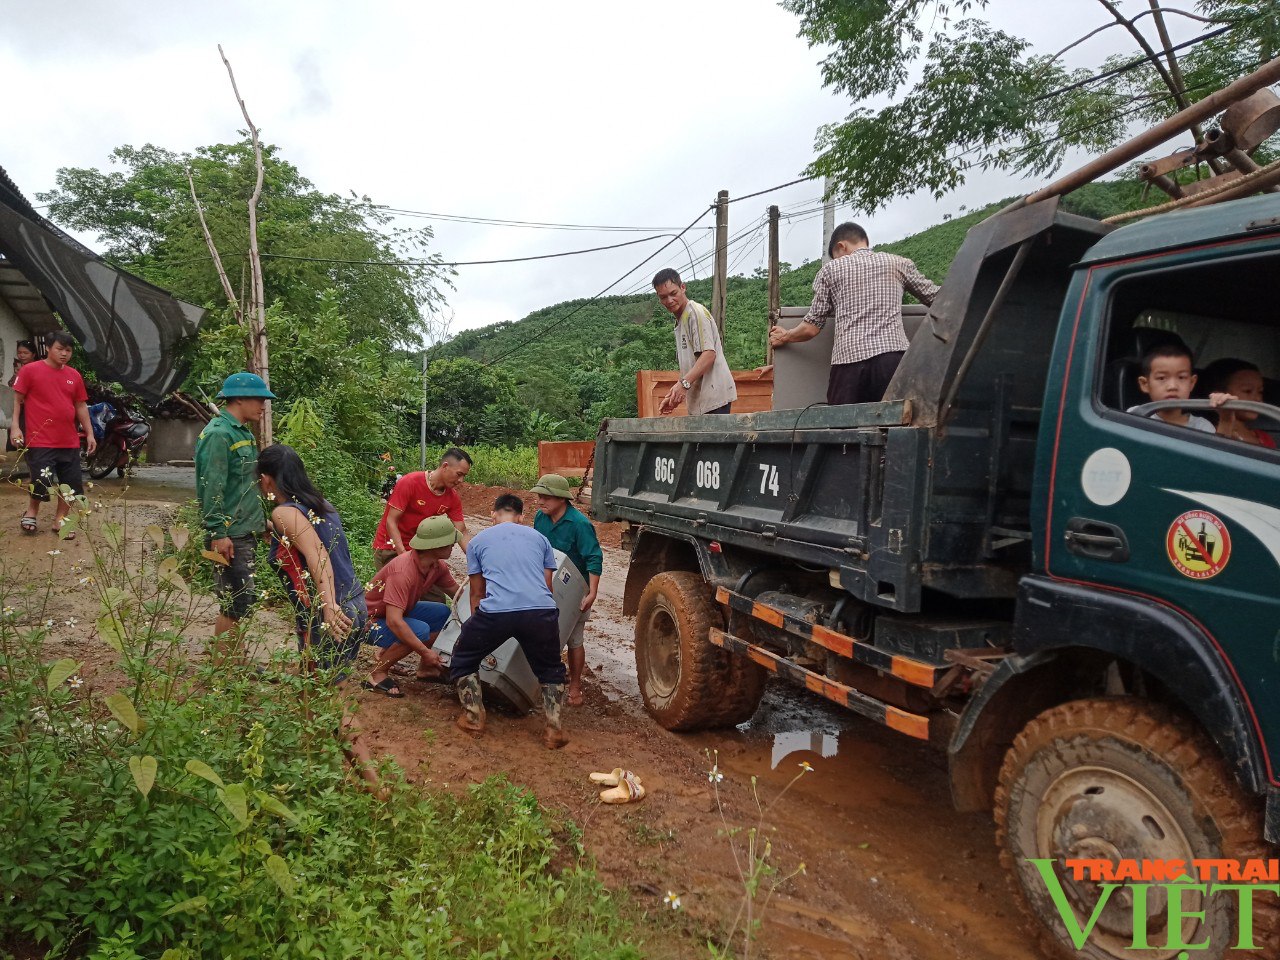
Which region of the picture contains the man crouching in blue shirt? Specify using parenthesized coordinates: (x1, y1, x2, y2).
(450, 494, 569, 749)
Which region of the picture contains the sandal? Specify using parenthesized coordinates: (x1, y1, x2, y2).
(590, 768, 645, 788)
(53, 520, 75, 541)
(20, 516, 37, 535)
(599, 770, 646, 805)
(361, 677, 404, 699)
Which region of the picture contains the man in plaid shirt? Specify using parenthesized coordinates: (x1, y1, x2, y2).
(769, 222, 939, 405)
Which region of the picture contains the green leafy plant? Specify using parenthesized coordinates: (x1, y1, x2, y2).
(0, 489, 641, 959)
(700, 750, 808, 959)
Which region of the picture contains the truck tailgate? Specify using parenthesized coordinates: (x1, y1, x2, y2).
(595, 402, 929, 612)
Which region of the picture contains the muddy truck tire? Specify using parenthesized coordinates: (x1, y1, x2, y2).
(994, 697, 1276, 960)
(634, 571, 765, 731)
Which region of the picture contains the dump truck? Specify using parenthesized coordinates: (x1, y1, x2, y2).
(592, 68, 1280, 960)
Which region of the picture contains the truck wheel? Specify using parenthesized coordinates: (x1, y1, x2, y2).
(994, 698, 1274, 960)
(710, 655, 768, 727)
(634, 571, 764, 731)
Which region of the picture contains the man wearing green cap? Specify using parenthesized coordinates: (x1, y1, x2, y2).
(361, 514, 461, 697)
(532, 473, 603, 707)
(195, 372, 276, 639)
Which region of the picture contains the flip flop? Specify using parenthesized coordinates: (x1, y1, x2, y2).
(589, 767, 632, 787)
(599, 770, 645, 805)
(361, 677, 404, 698)
(53, 521, 75, 541)
(19, 516, 37, 535)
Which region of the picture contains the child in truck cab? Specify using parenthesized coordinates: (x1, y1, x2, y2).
(1127, 341, 1232, 432)
(1200, 358, 1278, 449)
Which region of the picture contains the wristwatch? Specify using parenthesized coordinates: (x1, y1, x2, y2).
(679, 377, 692, 390)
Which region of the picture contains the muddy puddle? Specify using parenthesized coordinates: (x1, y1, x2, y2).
(689, 683, 1040, 959)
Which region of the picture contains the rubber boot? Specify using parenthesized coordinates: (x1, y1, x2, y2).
(455, 674, 486, 738)
(542, 683, 569, 750)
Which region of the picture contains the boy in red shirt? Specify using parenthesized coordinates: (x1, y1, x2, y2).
(372, 447, 472, 568)
(11, 332, 95, 535)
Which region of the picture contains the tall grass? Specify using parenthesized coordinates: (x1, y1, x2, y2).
(411, 444, 541, 490)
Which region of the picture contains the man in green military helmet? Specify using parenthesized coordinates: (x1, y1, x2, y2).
(195, 372, 276, 641)
(532, 473, 603, 707)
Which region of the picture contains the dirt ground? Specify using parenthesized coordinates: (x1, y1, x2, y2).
(1, 469, 1045, 960)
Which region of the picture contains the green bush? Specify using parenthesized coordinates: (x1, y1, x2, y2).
(404, 445, 541, 491)
(0, 502, 640, 960)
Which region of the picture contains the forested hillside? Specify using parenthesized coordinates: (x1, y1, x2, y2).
(433, 178, 1152, 435)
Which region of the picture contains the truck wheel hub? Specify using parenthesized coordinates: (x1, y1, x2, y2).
(1036, 764, 1200, 955)
(641, 607, 680, 699)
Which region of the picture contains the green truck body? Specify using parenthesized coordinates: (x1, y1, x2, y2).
(593, 193, 1280, 958)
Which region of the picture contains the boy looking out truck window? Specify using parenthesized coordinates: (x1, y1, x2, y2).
(1127, 341, 1233, 432)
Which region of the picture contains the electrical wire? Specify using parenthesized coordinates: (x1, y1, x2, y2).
(367, 205, 697, 233)
(724, 176, 819, 204)
(478, 206, 713, 367)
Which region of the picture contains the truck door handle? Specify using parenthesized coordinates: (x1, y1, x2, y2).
(1064, 518, 1130, 562)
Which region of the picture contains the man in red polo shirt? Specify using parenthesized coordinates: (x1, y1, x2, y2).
(11, 331, 96, 536)
(372, 447, 472, 568)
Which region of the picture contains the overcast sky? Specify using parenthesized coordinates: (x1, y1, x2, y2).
(2, 1, 1202, 338)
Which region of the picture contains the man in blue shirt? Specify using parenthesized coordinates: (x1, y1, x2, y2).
(450, 494, 569, 749)
(532, 473, 602, 708)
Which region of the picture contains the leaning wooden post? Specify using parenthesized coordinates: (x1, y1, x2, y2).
(218, 44, 273, 444)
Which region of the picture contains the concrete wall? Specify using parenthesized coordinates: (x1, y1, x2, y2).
(147, 419, 203, 465)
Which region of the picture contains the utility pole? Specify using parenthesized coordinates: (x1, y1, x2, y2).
(822, 176, 836, 264)
(420, 349, 428, 471)
(711, 189, 729, 338)
(766, 204, 780, 364)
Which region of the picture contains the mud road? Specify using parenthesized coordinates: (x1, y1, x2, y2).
(1, 471, 1044, 959)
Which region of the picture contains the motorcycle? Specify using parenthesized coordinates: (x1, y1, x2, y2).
(83, 401, 151, 479)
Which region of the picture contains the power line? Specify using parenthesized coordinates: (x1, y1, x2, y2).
(618, 214, 768, 297)
(154, 230, 694, 270)
(369, 204, 697, 233)
(1032, 21, 1242, 103)
(479, 206, 714, 367)
(725, 176, 818, 204)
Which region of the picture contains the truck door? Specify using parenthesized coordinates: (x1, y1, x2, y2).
(1038, 232, 1280, 766)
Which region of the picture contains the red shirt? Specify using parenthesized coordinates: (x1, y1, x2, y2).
(364, 549, 460, 619)
(372, 471, 463, 551)
(12, 360, 87, 448)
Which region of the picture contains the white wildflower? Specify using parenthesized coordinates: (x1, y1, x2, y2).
(47, 549, 61, 557)
(664, 891, 682, 911)
(798, 761, 814, 773)
(708, 766, 724, 784)
(66, 676, 84, 689)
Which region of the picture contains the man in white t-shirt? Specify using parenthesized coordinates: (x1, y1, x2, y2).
(652, 268, 737, 416)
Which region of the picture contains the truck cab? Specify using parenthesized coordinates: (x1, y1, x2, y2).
(594, 192, 1280, 958)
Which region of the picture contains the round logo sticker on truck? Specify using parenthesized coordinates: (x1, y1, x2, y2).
(1166, 510, 1231, 579)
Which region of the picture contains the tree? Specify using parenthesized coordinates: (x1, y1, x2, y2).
(38, 141, 453, 351)
(782, 0, 1280, 211)
(420, 358, 527, 446)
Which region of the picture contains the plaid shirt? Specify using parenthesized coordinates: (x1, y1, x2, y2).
(804, 249, 940, 365)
